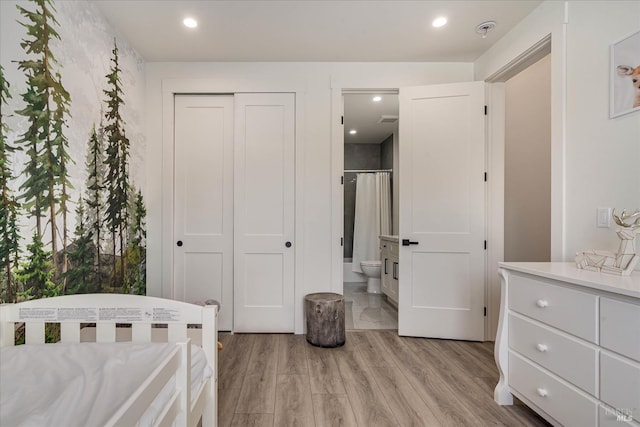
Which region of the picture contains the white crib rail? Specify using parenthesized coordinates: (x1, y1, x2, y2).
(0, 293, 218, 427)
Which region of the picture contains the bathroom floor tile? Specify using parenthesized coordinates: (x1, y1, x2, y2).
(343, 282, 397, 330)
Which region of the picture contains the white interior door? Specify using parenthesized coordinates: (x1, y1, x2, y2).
(398, 82, 486, 340)
(234, 93, 295, 332)
(174, 95, 234, 331)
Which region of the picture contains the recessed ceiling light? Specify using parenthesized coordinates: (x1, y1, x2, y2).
(372, 96, 382, 102)
(349, 129, 357, 135)
(183, 17, 198, 29)
(432, 17, 447, 28)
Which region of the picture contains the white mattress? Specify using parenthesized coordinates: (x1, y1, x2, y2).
(0, 341, 212, 427)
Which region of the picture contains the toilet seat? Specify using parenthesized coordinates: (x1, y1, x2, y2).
(360, 260, 382, 267)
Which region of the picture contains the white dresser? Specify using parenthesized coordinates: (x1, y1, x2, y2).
(495, 262, 640, 427)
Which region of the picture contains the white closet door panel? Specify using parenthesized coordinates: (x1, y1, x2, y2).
(243, 106, 287, 235)
(181, 252, 223, 302)
(243, 253, 284, 307)
(174, 95, 234, 331)
(234, 93, 295, 333)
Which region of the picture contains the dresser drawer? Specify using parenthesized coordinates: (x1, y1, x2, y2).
(508, 273, 598, 343)
(601, 298, 640, 362)
(509, 351, 598, 427)
(601, 351, 640, 418)
(509, 313, 598, 395)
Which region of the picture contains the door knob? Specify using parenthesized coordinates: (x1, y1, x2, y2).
(402, 239, 419, 246)
(285, 241, 292, 248)
(176, 240, 183, 247)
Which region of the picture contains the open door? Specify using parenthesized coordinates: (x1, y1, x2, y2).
(398, 81, 486, 340)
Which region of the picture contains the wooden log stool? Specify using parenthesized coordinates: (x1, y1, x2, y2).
(304, 293, 345, 348)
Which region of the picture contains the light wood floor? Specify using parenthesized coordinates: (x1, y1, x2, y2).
(218, 331, 551, 427)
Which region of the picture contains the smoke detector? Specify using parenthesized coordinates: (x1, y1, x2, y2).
(378, 115, 398, 124)
(475, 21, 496, 39)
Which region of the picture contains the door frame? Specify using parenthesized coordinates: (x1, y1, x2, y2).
(484, 35, 555, 340)
(161, 80, 306, 334)
(330, 88, 399, 295)
(331, 84, 488, 339)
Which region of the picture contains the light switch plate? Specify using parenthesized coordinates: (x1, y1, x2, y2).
(597, 207, 612, 228)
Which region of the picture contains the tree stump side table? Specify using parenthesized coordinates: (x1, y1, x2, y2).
(304, 292, 345, 348)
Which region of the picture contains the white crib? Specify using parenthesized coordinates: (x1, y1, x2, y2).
(0, 293, 218, 427)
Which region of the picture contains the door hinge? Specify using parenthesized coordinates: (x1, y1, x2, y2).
(484, 307, 487, 317)
(341, 115, 344, 125)
(340, 237, 344, 247)
(484, 172, 487, 182)
(484, 105, 488, 115)
(484, 240, 487, 250)
(341, 176, 344, 185)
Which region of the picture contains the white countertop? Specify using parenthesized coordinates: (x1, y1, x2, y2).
(498, 262, 640, 299)
(379, 235, 398, 242)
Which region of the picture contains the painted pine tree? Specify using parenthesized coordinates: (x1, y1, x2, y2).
(126, 189, 146, 295)
(15, 232, 60, 299)
(103, 39, 131, 288)
(85, 123, 106, 290)
(0, 65, 22, 302)
(15, 0, 72, 286)
(64, 197, 96, 294)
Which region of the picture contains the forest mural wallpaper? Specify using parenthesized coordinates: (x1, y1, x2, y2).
(0, 0, 147, 304)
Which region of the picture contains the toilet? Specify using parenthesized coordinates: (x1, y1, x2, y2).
(360, 260, 382, 294)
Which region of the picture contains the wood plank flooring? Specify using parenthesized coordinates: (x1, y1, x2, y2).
(218, 331, 551, 427)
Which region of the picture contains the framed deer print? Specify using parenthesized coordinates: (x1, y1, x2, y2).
(611, 29, 640, 118)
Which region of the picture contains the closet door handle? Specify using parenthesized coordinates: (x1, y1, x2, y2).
(384, 258, 388, 274)
(285, 241, 292, 248)
(176, 240, 183, 247)
(393, 262, 398, 280)
(402, 239, 419, 246)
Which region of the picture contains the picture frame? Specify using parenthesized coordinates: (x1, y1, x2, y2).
(610, 29, 640, 118)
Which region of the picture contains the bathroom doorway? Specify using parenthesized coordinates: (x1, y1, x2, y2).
(342, 91, 399, 330)
(333, 82, 487, 340)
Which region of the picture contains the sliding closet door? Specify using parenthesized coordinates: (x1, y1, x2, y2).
(174, 95, 234, 331)
(234, 93, 295, 332)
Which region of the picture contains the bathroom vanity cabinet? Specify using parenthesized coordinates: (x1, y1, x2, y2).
(495, 262, 640, 426)
(380, 235, 399, 306)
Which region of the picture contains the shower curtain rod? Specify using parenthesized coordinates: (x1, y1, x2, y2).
(343, 169, 392, 173)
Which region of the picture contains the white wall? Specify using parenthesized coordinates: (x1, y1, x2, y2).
(563, 1, 640, 260)
(477, 0, 640, 262)
(145, 62, 473, 332)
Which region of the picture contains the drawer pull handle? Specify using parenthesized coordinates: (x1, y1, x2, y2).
(536, 344, 548, 352)
(536, 299, 549, 308)
(537, 388, 548, 397)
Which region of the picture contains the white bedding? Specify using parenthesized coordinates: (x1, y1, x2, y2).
(0, 341, 212, 427)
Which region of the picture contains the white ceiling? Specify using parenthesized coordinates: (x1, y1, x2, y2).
(91, 0, 542, 62)
(91, 0, 542, 145)
(344, 93, 398, 145)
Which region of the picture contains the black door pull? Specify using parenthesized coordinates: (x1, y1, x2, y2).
(402, 239, 419, 246)
(176, 240, 183, 247)
(285, 241, 292, 248)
